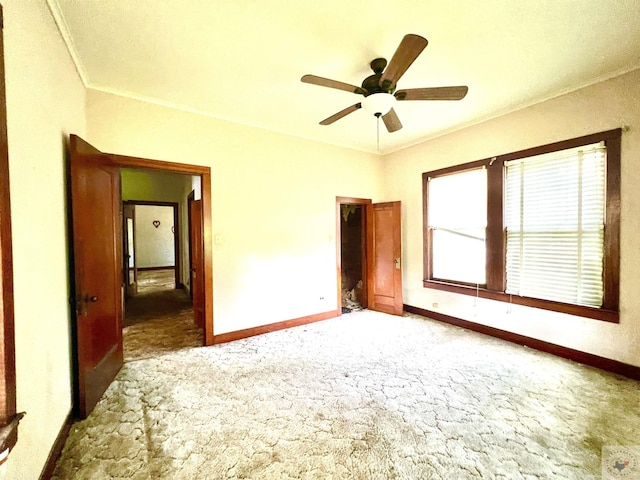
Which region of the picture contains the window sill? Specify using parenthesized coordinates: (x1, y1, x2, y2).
(423, 279, 619, 323)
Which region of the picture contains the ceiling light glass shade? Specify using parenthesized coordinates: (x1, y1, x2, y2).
(361, 93, 396, 116)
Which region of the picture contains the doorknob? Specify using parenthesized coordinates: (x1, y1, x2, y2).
(395, 257, 401, 269)
(76, 294, 97, 316)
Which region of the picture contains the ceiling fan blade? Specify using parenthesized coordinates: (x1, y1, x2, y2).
(382, 108, 402, 133)
(395, 86, 469, 101)
(379, 34, 428, 91)
(319, 103, 362, 125)
(301, 75, 367, 95)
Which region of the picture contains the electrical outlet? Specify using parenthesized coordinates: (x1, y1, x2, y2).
(432, 302, 438, 309)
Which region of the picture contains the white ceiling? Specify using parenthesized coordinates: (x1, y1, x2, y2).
(48, 0, 640, 155)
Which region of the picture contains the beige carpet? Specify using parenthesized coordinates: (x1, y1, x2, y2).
(53, 310, 640, 479)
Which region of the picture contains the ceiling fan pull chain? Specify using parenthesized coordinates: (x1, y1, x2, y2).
(376, 113, 381, 151)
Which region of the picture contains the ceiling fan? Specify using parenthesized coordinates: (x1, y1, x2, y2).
(301, 34, 468, 133)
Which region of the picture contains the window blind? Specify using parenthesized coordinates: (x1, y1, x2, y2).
(504, 142, 606, 307)
(428, 167, 487, 284)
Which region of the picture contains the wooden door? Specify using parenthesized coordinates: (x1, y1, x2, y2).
(70, 135, 123, 418)
(189, 199, 205, 327)
(123, 202, 137, 299)
(368, 201, 403, 315)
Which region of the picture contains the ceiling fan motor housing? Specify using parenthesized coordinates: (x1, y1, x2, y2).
(362, 58, 394, 95)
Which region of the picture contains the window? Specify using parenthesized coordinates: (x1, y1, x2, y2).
(504, 143, 605, 307)
(427, 167, 487, 285)
(422, 129, 621, 322)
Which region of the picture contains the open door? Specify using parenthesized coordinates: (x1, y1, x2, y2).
(368, 201, 403, 315)
(189, 198, 205, 328)
(69, 135, 123, 418)
(123, 202, 137, 299)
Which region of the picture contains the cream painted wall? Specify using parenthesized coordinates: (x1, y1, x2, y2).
(135, 205, 175, 268)
(86, 90, 385, 334)
(3, 1, 86, 478)
(384, 68, 640, 368)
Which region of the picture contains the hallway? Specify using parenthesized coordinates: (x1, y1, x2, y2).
(123, 269, 203, 362)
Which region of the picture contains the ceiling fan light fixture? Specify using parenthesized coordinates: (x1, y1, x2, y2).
(361, 92, 396, 116)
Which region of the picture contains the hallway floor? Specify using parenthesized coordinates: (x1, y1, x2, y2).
(123, 269, 203, 362)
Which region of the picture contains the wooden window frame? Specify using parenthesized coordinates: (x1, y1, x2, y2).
(424, 163, 489, 288)
(422, 128, 621, 323)
(0, 3, 21, 461)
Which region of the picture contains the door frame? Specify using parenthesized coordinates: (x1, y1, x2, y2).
(108, 154, 214, 345)
(122, 202, 137, 299)
(123, 200, 181, 289)
(335, 197, 372, 313)
(188, 196, 205, 328)
(187, 190, 195, 301)
(0, 3, 20, 452)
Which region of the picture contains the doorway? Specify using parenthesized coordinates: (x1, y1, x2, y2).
(69, 135, 213, 418)
(107, 153, 213, 350)
(336, 197, 371, 313)
(122, 201, 180, 296)
(120, 199, 200, 362)
(340, 204, 365, 312)
(336, 196, 404, 317)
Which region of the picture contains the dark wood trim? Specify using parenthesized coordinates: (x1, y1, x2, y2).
(602, 133, 621, 311)
(0, 3, 18, 455)
(201, 172, 214, 346)
(335, 197, 372, 313)
(365, 202, 374, 310)
(137, 266, 175, 272)
(122, 199, 178, 207)
(423, 158, 490, 179)
(423, 279, 618, 322)
(122, 202, 138, 299)
(421, 173, 431, 283)
(422, 128, 622, 321)
(496, 128, 622, 163)
(108, 154, 213, 346)
(187, 190, 195, 300)
(38, 410, 73, 480)
(109, 153, 209, 175)
(213, 309, 339, 344)
(485, 159, 504, 291)
(404, 304, 640, 380)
